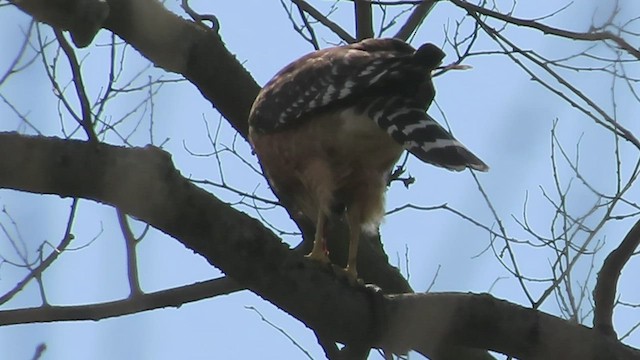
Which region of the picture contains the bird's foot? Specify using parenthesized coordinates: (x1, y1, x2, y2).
(331, 264, 363, 286)
(305, 248, 331, 265)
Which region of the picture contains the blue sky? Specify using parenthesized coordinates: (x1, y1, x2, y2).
(1, 1, 639, 359)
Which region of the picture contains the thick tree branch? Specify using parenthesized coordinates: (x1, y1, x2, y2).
(1, 133, 639, 359)
(9, 0, 109, 47)
(594, 219, 640, 337)
(354, 0, 374, 40)
(104, 0, 259, 138)
(0, 132, 383, 347)
(385, 293, 640, 359)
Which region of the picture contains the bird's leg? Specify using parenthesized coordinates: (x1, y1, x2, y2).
(344, 206, 362, 282)
(306, 211, 330, 264)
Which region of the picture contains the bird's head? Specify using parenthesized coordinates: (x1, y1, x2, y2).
(413, 43, 446, 70)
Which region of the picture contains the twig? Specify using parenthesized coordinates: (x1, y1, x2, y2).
(466, 11, 640, 150)
(449, 0, 640, 60)
(117, 209, 143, 297)
(53, 29, 98, 142)
(246, 306, 314, 360)
(296, 3, 320, 50)
(30, 343, 46, 360)
(0, 199, 78, 306)
(291, 0, 356, 43)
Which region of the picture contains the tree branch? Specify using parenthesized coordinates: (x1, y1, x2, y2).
(385, 292, 640, 359)
(394, 0, 437, 41)
(449, 0, 640, 60)
(593, 219, 640, 337)
(9, 0, 109, 47)
(0, 277, 242, 325)
(53, 28, 97, 142)
(291, 0, 356, 44)
(0, 199, 77, 306)
(1, 133, 639, 358)
(354, 0, 374, 40)
(0, 132, 386, 346)
(11, 0, 259, 138)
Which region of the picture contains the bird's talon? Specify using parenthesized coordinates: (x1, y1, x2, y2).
(305, 250, 331, 265)
(329, 264, 362, 285)
(364, 283, 382, 294)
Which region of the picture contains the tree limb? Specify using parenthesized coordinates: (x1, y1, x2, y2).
(9, 0, 109, 47)
(0, 132, 386, 346)
(449, 0, 640, 60)
(354, 0, 374, 40)
(1, 133, 639, 359)
(394, 0, 437, 41)
(291, 0, 356, 44)
(593, 219, 640, 337)
(0, 277, 242, 325)
(385, 292, 640, 359)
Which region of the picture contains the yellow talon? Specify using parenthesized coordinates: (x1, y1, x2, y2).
(305, 248, 330, 264)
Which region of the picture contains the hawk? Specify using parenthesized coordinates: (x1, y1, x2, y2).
(249, 38, 488, 281)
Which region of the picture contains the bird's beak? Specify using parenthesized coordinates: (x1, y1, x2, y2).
(436, 63, 473, 71)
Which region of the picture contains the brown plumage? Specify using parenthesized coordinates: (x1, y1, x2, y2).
(248, 38, 488, 280)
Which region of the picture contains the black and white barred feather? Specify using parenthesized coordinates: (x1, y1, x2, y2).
(249, 38, 488, 172)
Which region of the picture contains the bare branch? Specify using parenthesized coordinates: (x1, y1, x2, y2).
(384, 292, 640, 359)
(394, 0, 436, 40)
(1, 132, 638, 358)
(116, 209, 143, 297)
(449, 0, 640, 60)
(0, 200, 78, 306)
(9, 0, 109, 47)
(53, 29, 98, 142)
(0, 277, 242, 325)
(296, 3, 320, 50)
(354, 0, 374, 40)
(246, 306, 314, 359)
(30, 343, 46, 360)
(464, 10, 640, 150)
(291, 0, 356, 43)
(593, 219, 640, 337)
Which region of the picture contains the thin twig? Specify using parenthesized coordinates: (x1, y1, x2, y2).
(53, 29, 97, 142)
(117, 209, 143, 297)
(291, 0, 356, 43)
(0, 199, 78, 306)
(449, 0, 640, 60)
(246, 306, 314, 360)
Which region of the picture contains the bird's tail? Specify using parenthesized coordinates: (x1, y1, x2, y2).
(366, 97, 489, 172)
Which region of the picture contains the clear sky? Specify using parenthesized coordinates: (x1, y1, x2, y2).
(1, 1, 639, 359)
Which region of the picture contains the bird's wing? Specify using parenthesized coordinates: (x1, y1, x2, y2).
(249, 39, 443, 133)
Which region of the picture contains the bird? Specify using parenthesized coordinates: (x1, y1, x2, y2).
(248, 38, 488, 281)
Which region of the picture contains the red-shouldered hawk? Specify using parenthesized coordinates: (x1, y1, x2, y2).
(249, 38, 488, 281)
